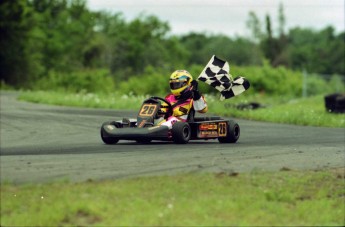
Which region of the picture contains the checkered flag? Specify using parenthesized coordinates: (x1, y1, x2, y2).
(198, 55, 250, 100)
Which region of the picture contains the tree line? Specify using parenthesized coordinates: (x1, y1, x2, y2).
(0, 0, 344, 88)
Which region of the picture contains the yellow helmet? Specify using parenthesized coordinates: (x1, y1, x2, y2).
(169, 70, 193, 96)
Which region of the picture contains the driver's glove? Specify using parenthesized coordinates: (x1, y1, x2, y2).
(191, 80, 201, 100)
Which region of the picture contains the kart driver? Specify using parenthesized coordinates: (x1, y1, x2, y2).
(157, 70, 208, 128)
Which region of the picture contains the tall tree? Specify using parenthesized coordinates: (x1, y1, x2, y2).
(275, 2, 289, 67)
(261, 14, 276, 64)
(246, 11, 263, 43)
(278, 2, 286, 37)
(288, 27, 345, 74)
(31, 0, 96, 72)
(0, 0, 43, 87)
(261, 8, 289, 67)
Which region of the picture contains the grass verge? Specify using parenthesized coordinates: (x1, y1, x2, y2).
(17, 90, 345, 128)
(1, 169, 344, 226)
(209, 94, 345, 128)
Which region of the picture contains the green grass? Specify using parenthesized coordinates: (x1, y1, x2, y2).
(209, 94, 345, 128)
(1, 169, 344, 226)
(18, 90, 345, 128)
(17, 90, 145, 110)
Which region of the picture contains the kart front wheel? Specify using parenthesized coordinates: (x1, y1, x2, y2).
(218, 120, 240, 143)
(172, 122, 191, 144)
(101, 121, 120, 144)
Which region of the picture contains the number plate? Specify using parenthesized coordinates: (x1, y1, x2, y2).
(198, 122, 227, 138)
(218, 122, 227, 137)
(139, 104, 158, 117)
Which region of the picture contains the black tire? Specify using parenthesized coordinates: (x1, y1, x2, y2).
(172, 122, 191, 144)
(218, 120, 240, 143)
(100, 122, 120, 144)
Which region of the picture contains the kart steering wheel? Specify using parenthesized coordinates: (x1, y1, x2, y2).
(150, 96, 173, 119)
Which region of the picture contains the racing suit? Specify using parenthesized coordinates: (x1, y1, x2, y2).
(158, 89, 207, 129)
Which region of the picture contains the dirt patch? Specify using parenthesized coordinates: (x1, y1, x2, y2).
(329, 167, 345, 179)
(60, 210, 102, 226)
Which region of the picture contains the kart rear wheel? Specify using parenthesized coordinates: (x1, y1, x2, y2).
(218, 120, 240, 143)
(101, 121, 120, 144)
(172, 122, 191, 144)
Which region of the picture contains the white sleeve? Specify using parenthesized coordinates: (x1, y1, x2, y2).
(193, 97, 207, 111)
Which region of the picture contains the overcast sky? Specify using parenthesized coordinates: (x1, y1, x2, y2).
(87, 0, 344, 37)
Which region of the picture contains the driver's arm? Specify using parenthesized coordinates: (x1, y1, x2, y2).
(191, 80, 208, 113)
(193, 96, 208, 113)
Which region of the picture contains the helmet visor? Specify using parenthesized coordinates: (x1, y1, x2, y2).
(170, 81, 187, 89)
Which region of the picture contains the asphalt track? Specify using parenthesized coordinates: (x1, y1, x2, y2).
(1, 91, 344, 184)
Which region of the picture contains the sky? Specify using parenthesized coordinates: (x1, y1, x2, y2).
(87, 0, 344, 37)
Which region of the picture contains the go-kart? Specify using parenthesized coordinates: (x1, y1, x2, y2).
(100, 96, 240, 144)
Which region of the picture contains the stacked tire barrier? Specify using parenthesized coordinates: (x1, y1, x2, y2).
(324, 93, 345, 113)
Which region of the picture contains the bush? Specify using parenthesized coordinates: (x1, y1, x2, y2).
(230, 61, 343, 98)
(34, 69, 115, 93)
(118, 64, 221, 96)
(118, 66, 170, 96)
(231, 61, 303, 97)
(32, 62, 341, 99)
(0, 80, 14, 90)
(327, 74, 345, 93)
